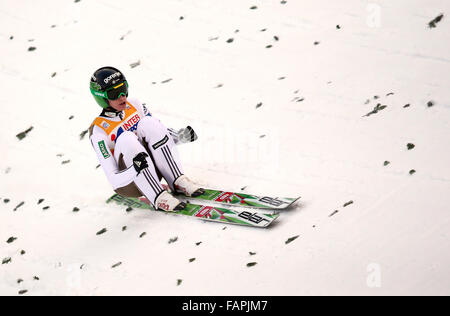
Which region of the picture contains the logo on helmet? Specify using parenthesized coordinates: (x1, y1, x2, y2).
(91, 82, 102, 91)
(93, 91, 104, 97)
(104, 72, 122, 84)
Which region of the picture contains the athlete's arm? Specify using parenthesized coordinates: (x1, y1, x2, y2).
(90, 130, 136, 190)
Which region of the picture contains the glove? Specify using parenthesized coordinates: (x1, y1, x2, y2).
(132, 152, 149, 175)
(178, 126, 198, 143)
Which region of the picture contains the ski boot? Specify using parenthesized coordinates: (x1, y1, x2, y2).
(174, 175, 205, 197)
(155, 191, 186, 212)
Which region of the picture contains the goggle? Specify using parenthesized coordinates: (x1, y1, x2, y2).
(91, 81, 128, 100)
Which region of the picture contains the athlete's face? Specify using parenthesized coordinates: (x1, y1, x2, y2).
(108, 95, 128, 111)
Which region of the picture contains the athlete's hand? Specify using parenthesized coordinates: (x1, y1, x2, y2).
(133, 152, 149, 175)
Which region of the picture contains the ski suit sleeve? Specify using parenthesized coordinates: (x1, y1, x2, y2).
(90, 131, 137, 190)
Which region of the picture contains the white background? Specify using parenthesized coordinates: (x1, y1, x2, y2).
(0, 0, 449, 295)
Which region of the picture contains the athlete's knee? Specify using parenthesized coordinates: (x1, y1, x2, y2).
(138, 116, 165, 131)
(116, 131, 145, 157)
(116, 130, 138, 144)
(137, 116, 167, 142)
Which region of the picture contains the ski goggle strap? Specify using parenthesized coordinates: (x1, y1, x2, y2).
(90, 81, 128, 100)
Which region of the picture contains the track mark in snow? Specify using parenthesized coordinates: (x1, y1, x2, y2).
(13, 202, 25, 211)
(79, 130, 88, 140)
(16, 126, 33, 140)
(2, 257, 12, 264)
(343, 200, 354, 207)
(285, 235, 299, 244)
(329, 210, 339, 217)
(428, 14, 444, 28)
(130, 60, 140, 68)
(363, 103, 387, 117)
(96, 228, 107, 236)
(111, 262, 122, 269)
(120, 30, 132, 40)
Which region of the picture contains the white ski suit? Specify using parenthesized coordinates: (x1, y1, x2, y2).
(89, 97, 184, 205)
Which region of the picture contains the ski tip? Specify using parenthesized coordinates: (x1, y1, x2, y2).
(283, 196, 301, 202)
(270, 196, 301, 210)
(259, 212, 280, 228)
(289, 196, 301, 206)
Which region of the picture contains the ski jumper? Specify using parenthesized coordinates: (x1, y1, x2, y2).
(89, 97, 184, 205)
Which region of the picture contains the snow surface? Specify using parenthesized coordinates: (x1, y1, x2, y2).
(1, 0, 449, 296)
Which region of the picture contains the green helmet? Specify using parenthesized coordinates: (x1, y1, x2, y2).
(90, 66, 128, 109)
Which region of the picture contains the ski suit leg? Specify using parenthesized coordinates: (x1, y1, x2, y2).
(135, 116, 184, 191)
(113, 130, 164, 205)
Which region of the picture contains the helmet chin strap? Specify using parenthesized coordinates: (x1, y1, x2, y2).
(102, 105, 123, 118)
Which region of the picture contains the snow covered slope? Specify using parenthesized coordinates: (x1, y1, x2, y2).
(1, 0, 449, 295)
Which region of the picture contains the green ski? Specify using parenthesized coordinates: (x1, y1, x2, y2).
(165, 185, 300, 210)
(107, 194, 279, 228)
